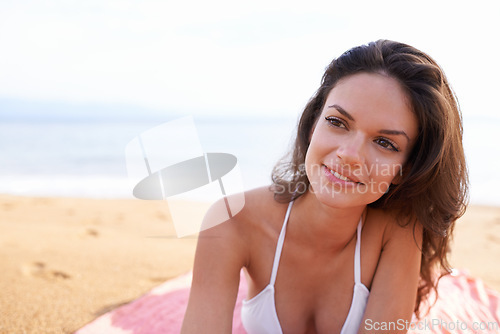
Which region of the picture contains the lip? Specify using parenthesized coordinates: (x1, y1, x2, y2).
(323, 164, 364, 185)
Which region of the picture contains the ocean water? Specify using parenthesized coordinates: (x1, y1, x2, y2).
(0, 117, 297, 199)
(0, 115, 499, 206)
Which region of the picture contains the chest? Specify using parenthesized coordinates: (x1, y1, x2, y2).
(272, 244, 364, 333)
(245, 231, 380, 333)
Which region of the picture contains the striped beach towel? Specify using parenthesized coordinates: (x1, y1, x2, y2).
(75, 269, 500, 334)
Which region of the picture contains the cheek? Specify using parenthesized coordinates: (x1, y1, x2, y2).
(308, 117, 321, 143)
(304, 135, 327, 182)
(306, 124, 331, 157)
(368, 160, 404, 184)
(304, 131, 320, 165)
(304, 146, 316, 180)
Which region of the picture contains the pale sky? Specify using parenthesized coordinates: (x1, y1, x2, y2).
(0, 0, 499, 119)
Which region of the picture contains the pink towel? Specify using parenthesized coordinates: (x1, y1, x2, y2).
(74, 272, 247, 334)
(75, 269, 500, 334)
(407, 270, 500, 334)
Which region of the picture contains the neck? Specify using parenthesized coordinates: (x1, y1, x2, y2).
(290, 190, 366, 251)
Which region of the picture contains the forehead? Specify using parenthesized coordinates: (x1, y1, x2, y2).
(324, 72, 418, 139)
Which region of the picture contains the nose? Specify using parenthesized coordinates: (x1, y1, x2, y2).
(336, 134, 366, 167)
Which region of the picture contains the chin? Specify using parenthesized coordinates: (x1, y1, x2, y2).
(308, 185, 372, 209)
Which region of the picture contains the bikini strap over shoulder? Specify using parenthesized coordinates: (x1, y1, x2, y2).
(269, 200, 294, 286)
(354, 216, 363, 284)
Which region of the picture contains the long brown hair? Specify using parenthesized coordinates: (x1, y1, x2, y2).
(271, 39, 469, 316)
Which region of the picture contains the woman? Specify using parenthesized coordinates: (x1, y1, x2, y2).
(181, 40, 468, 334)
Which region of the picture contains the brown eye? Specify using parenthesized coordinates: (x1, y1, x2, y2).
(375, 138, 399, 152)
(325, 116, 347, 129)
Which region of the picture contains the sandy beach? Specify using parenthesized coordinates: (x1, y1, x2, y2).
(0, 194, 499, 334)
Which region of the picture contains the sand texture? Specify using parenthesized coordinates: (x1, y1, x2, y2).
(0, 195, 499, 334)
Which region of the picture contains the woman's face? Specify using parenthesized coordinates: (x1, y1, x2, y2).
(304, 72, 418, 208)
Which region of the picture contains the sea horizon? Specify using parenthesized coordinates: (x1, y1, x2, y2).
(1, 114, 499, 206)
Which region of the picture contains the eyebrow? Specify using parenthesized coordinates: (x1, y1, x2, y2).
(327, 104, 411, 143)
(328, 104, 354, 121)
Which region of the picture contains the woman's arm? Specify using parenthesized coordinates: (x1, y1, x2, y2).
(359, 218, 423, 334)
(181, 202, 249, 334)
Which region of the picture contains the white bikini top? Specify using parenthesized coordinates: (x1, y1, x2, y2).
(241, 201, 370, 334)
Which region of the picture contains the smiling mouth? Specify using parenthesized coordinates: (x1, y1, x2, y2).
(325, 165, 364, 185)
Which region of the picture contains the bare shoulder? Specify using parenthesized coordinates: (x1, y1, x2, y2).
(195, 186, 283, 266)
(365, 207, 423, 250)
(200, 186, 280, 236)
(182, 186, 280, 333)
(195, 185, 289, 284)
